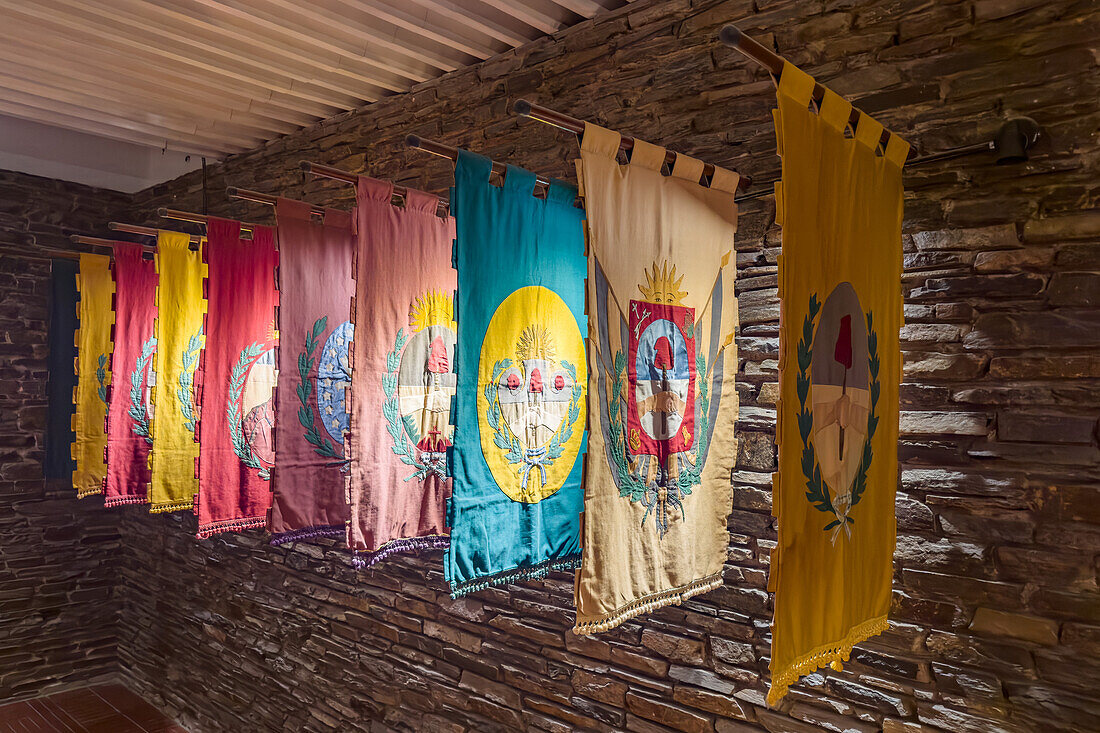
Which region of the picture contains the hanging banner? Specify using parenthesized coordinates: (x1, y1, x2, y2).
(447, 151, 587, 598)
(148, 231, 206, 513)
(46, 258, 79, 480)
(768, 62, 908, 705)
(270, 199, 354, 545)
(72, 253, 114, 499)
(104, 243, 158, 507)
(575, 123, 740, 633)
(195, 219, 279, 538)
(346, 177, 455, 566)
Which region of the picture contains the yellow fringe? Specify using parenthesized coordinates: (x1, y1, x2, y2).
(572, 573, 724, 636)
(766, 614, 889, 707)
(149, 499, 196, 514)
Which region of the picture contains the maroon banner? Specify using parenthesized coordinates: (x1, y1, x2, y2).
(104, 243, 157, 507)
(195, 218, 279, 538)
(346, 176, 456, 566)
(269, 199, 354, 544)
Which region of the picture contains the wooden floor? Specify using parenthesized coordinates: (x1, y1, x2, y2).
(0, 684, 185, 733)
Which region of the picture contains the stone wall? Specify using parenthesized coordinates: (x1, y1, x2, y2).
(3, 0, 1098, 729)
(0, 171, 129, 701)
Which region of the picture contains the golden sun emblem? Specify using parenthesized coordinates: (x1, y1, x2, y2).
(409, 290, 455, 332)
(516, 324, 556, 362)
(638, 260, 688, 305)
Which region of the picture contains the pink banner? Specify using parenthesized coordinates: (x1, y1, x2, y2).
(104, 243, 157, 507)
(195, 218, 279, 538)
(346, 176, 456, 566)
(270, 199, 354, 544)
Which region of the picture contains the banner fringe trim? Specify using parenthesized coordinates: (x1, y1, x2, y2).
(450, 554, 581, 599)
(572, 572, 723, 635)
(766, 613, 889, 707)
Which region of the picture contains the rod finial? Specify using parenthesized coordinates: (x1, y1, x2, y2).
(299, 160, 312, 172)
(513, 99, 532, 116)
(226, 186, 238, 196)
(405, 133, 421, 148)
(68, 234, 81, 243)
(719, 24, 742, 47)
(156, 207, 168, 217)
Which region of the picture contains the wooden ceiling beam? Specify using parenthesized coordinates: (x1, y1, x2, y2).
(0, 30, 339, 124)
(404, 0, 536, 47)
(143, 0, 429, 89)
(474, 0, 578, 35)
(0, 0, 368, 111)
(40, 0, 395, 100)
(0, 73, 278, 146)
(0, 59, 302, 139)
(203, 0, 469, 75)
(0, 99, 241, 157)
(548, 0, 609, 17)
(0, 86, 262, 152)
(330, 0, 502, 60)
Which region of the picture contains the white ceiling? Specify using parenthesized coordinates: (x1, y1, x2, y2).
(0, 0, 630, 192)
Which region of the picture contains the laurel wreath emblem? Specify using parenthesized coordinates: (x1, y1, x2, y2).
(127, 336, 156, 445)
(796, 293, 880, 533)
(177, 328, 203, 435)
(484, 359, 582, 479)
(227, 342, 271, 480)
(381, 327, 448, 482)
(296, 316, 345, 462)
(96, 353, 109, 405)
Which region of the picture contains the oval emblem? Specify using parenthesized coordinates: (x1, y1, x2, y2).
(316, 320, 353, 444)
(478, 285, 586, 503)
(810, 282, 870, 513)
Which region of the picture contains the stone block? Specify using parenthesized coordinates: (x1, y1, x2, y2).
(900, 410, 989, 435)
(639, 629, 706, 665)
(997, 410, 1096, 444)
(1048, 272, 1100, 306)
(904, 352, 988, 380)
(1024, 212, 1100, 243)
(969, 608, 1059, 646)
(625, 691, 712, 733)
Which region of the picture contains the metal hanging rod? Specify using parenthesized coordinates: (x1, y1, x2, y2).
(108, 222, 205, 245)
(227, 187, 327, 218)
(70, 235, 156, 252)
(513, 99, 752, 191)
(298, 161, 450, 214)
(158, 208, 256, 237)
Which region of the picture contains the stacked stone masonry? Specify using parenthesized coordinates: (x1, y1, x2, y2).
(0, 0, 1097, 730)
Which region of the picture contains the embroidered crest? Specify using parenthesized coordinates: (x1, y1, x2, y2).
(596, 260, 722, 538)
(228, 333, 277, 481)
(478, 286, 585, 503)
(797, 284, 880, 544)
(177, 328, 203, 435)
(382, 290, 457, 482)
(127, 336, 156, 445)
(296, 316, 351, 462)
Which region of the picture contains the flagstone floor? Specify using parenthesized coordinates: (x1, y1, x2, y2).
(0, 683, 185, 733)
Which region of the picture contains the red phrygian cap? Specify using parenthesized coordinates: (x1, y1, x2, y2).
(427, 336, 449, 374)
(529, 368, 544, 393)
(834, 315, 853, 370)
(654, 336, 674, 371)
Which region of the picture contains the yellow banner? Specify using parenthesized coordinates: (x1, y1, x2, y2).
(148, 231, 207, 512)
(769, 61, 909, 705)
(72, 254, 113, 498)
